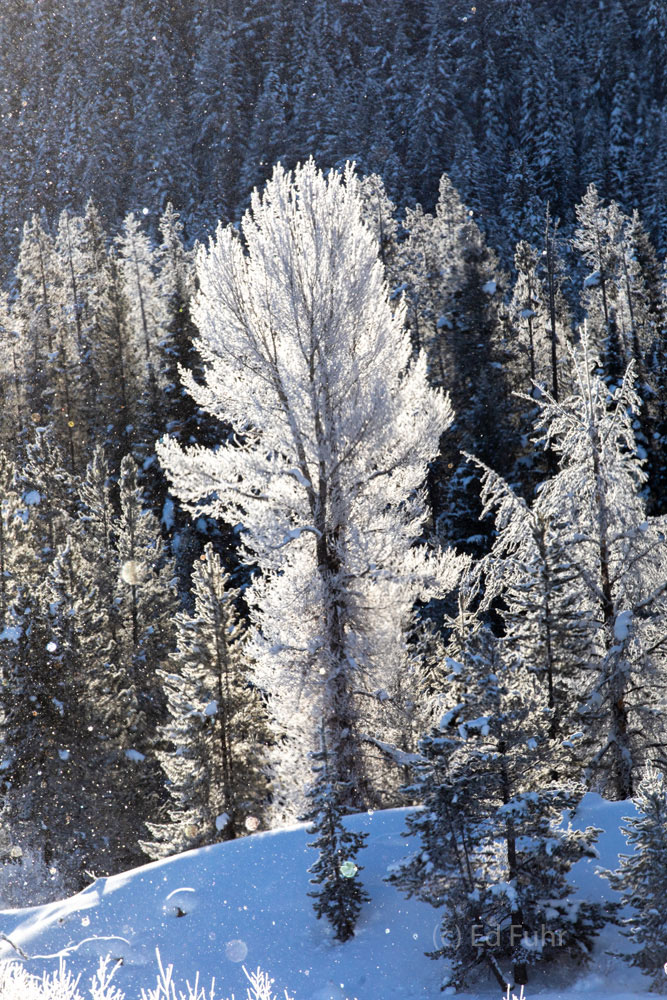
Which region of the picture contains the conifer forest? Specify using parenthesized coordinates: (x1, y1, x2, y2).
(2, 0, 667, 989)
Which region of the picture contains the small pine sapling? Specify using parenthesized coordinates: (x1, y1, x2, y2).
(303, 734, 369, 942)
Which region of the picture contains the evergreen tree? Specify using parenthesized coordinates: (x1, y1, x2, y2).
(112, 455, 178, 858)
(603, 768, 667, 992)
(0, 581, 85, 888)
(115, 454, 176, 736)
(115, 212, 169, 445)
(398, 173, 514, 550)
(0, 450, 28, 621)
(13, 216, 60, 436)
(389, 626, 604, 990)
(303, 733, 370, 943)
(529, 341, 667, 799)
(144, 544, 269, 858)
(474, 458, 595, 753)
(21, 427, 77, 565)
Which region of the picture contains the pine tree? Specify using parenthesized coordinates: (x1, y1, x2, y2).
(0, 579, 87, 888)
(115, 212, 169, 446)
(115, 454, 176, 735)
(573, 185, 625, 374)
(0, 449, 28, 622)
(603, 768, 667, 992)
(112, 455, 178, 858)
(13, 216, 61, 435)
(529, 340, 667, 799)
(40, 533, 118, 882)
(389, 625, 605, 990)
(509, 241, 550, 393)
(303, 733, 370, 943)
(397, 173, 514, 550)
(473, 458, 595, 754)
(144, 544, 269, 858)
(21, 427, 77, 566)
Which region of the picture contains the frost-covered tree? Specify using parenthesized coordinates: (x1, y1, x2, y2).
(303, 732, 370, 943)
(158, 159, 462, 818)
(473, 458, 595, 753)
(13, 216, 60, 434)
(509, 241, 550, 393)
(0, 450, 27, 620)
(111, 455, 177, 853)
(156, 203, 197, 441)
(72, 448, 146, 873)
(115, 454, 176, 733)
(389, 626, 604, 991)
(115, 213, 169, 442)
(0, 578, 88, 886)
(21, 427, 77, 565)
(603, 768, 667, 991)
(572, 187, 651, 380)
(527, 340, 667, 799)
(397, 173, 514, 550)
(144, 544, 269, 858)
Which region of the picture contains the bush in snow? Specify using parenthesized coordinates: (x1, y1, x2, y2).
(0, 954, 293, 1000)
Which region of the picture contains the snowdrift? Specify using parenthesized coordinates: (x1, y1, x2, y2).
(0, 798, 654, 1000)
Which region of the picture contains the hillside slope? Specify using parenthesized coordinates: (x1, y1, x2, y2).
(0, 799, 654, 1000)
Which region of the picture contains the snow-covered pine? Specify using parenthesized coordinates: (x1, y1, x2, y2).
(0, 292, 31, 456)
(303, 731, 370, 943)
(389, 625, 605, 990)
(40, 533, 120, 883)
(529, 338, 667, 799)
(22, 427, 78, 566)
(114, 454, 178, 847)
(509, 240, 551, 394)
(0, 582, 80, 892)
(73, 448, 150, 874)
(603, 767, 667, 991)
(397, 172, 514, 550)
(472, 457, 595, 761)
(115, 212, 169, 439)
(356, 172, 398, 276)
(573, 186, 615, 347)
(115, 213, 168, 378)
(572, 185, 634, 380)
(157, 158, 463, 819)
(13, 216, 61, 439)
(89, 238, 140, 462)
(0, 450, 28, 620)
(143, 544, 269, 858)
(53, 209, 96, 471)
(156, 203, 197, 440)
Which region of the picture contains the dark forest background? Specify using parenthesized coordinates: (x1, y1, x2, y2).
(0, 0, 666, 267)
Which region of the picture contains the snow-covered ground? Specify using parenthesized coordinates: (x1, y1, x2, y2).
(0, 796, 655, 999)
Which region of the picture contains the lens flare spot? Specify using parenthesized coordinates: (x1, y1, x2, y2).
(225, 939, 248, 962)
